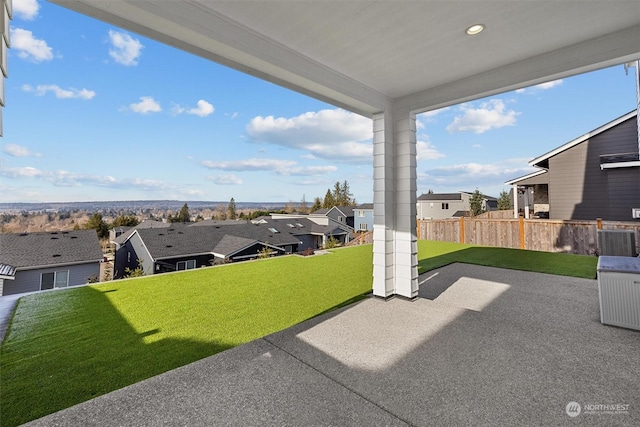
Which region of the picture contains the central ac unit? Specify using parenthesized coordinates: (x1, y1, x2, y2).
(597, 230, 638, 257)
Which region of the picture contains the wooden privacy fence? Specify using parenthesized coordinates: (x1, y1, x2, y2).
(417, 217, 640, 256)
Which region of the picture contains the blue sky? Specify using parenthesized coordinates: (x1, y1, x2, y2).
(1, 0, 638, 204)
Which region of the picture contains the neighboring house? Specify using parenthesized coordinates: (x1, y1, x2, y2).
(417, 192, 497, 219)
(0, 230, 103, 296)
(257, 217, 353, 248)
(113, 222, 301, 279)
(310, 206, 355, 229)
(353, 203, 374, 232)
(506, 110, 640, 221)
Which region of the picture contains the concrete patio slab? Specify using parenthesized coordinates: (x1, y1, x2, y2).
(24, 264, 640, 426)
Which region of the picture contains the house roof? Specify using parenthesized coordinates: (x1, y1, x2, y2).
(418, 193, 462, 201)
(212, 235, 259, 257)
(355, 203, 373, 210)
(529, 110, 637, 168)
(129, 222, 301, 260)
(0, 230, 103, 270)
(504, 169, 549, 186)
(333, 206, 354, 217)
(52, 1, 640, 118)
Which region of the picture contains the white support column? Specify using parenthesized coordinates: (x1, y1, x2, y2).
(372, 108, 418, 299)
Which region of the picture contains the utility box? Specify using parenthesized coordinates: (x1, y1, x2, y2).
(597, 229, 637, 257)
(597, 256, 640, 330)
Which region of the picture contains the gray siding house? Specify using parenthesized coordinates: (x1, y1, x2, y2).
(417, 192, 497, 219)
(506, 110, 640, 221)
(354, 203, 374, 232)
(0, 230, 103, 296)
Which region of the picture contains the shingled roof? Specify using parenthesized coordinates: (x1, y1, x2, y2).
(129, 222, 301, 260)
(0, 230, 103, 270)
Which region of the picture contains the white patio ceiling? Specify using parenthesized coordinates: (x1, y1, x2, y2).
(51, 0, 640, 117)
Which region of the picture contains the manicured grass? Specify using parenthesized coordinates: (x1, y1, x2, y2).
(0, 242, 597, 426)
(417, 240, 597, 279)
(0, 246, 373, 427)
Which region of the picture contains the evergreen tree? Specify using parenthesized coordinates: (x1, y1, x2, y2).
(170, 203, 191, 223)
(497, 190, 513, 210)
(85, 213, 109, 239)
(310, 197, 322, 213)
(322, 189, 335, 209)
(469, 189, 485, 216)
(228, 198, 237, 220)
(112, 214, 139, 227)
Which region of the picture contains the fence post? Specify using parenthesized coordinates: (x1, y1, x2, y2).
(416, 219, 421, 240)
(460, 216, 465, 244)
(597, 218, 603, 230)
(519, 216, 525, 249)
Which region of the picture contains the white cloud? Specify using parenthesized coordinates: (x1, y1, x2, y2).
(22, 84, 96, 99)
(282, 165, 337, 176)
(421, 160, 537, 193)
(201, 158, 296, 172)
(0, 164, 176, 191)
(0, 166, 45, 178)
(108, 30, 143, 66)
(14, 0, 39, 20)
(11, 28, 53, 62)
(516, 79, 563, 94)
(3, 143, 40, 157)
(416, 140, 445, 161)
(208, 174, 243, 185)
(201, 158, 337, 177)
(247, 109, 373, 163)
(188, 100, 214, 117)
(126, 96, 162, 114)
(446, 99, 518, 134)
(173, 100, 215, 117)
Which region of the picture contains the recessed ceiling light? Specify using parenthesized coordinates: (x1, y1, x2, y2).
(466, 24, 485, 36)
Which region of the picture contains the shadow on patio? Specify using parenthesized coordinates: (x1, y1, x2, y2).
(25, 263, 639, 426)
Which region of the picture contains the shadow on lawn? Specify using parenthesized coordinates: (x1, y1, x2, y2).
(0, 286, 234, 427)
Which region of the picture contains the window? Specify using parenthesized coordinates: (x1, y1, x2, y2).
(40, 270, 69, 290)
(358, 210, 365, 217)
(127, 252, 131, 262)
(359, 223, 368, 231)
(176, 260, 196, 271)
(268, 227, 279, 233)
(442, 203, 449, 210)
(338, 216, 344, 222)
(430, 203, 434, 210)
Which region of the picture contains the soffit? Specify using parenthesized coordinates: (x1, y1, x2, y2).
(51, 1, 640, 116)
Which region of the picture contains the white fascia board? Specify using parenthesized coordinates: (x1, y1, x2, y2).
(530, 111, 637, 167)
(600, 161, 640, 170)
(504, 169, 548, 185)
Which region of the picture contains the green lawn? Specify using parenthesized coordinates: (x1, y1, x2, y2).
(0, 242, 597, 426)
(417, 240, 597, 279)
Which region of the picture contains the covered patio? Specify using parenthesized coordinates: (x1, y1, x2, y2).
(26, 264, 639, 426)
(49, 0, 640, 299)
